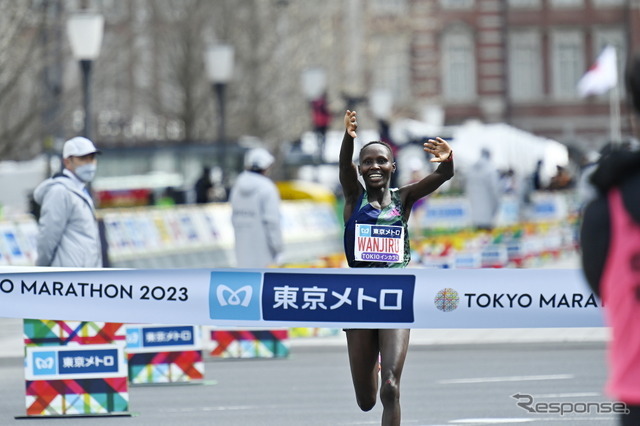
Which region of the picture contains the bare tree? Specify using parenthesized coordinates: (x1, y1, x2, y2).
(0, 0, 356, 164)
(143, 0, 211, 143)
(0, 2, 49, 160)
(117, 0, 346, 147)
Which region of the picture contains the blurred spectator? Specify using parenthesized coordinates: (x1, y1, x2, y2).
(581, 148, 640, 426)
(580, 51, 640, 426)
(547, 165, 574, 190)
(229, 148, 283, 268)
(33, 137, 102, 267)
(465, 148, 501, 231)
(157, 187, 177, 206)
(499, 168, 517, 194)
(532, 159, 544, 190)
(194, 166, 213, 204)
(517, 159, 544, 221)
(311, 92, 332, 162)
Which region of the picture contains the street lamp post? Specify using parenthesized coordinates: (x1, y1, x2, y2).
(66, 11, 104, 140)
(204, 44, 234, 187)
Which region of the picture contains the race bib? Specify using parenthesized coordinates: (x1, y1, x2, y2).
(354, 223, 405, 263)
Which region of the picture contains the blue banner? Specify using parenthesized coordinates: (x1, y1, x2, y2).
(0, 267, 604, 329)
(262, 273, 414, 323)
(25, 343, 127, 380)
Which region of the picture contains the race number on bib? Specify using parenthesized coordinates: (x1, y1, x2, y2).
(354, 224, 405, 263)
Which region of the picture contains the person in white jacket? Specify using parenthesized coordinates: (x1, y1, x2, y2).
(229, 148, 283, 268)
(34, 137, 103, 267)
(465, 148, 501, 231)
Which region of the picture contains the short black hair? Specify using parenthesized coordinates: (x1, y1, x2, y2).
(359, 140, 394, 161)
(626, 51, 640, 114)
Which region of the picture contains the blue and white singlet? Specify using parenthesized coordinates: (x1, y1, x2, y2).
(343, 188, 410, 268)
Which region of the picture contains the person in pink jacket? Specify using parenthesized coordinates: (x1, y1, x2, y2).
(580, 52, 640, 426)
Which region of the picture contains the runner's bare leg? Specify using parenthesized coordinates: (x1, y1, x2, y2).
(346, 329, 380, 411)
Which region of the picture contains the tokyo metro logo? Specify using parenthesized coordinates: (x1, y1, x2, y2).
(209, 272, 261, 320)
(434, 288, 459, 312)
(33, 352, 57, 375)
(216, 285, 253, 307)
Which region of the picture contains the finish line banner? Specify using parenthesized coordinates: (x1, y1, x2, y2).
(0, 268, 604, 329)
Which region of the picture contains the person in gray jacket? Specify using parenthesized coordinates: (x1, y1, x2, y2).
(465, 148, 501, 231)
(229, 148, 283, 268)
(34, 137, 102, 267)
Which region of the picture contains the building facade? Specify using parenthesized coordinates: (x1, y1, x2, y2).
(7, 0, 638, 166)
(380, 0, 638, 150)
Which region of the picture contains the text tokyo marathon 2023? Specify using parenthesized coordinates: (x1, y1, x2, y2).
(463, 292, 600, 309)
(0, 278, 187, 300)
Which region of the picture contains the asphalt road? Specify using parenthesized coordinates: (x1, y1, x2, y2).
(0, 340, 615, 426)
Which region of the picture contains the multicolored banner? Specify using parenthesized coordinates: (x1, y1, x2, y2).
(25, 376, 129, 416)
(23, 320, 129, 417)
(24, 320, 126, 346)
(125, 324, 204, 384)
(127, 351, 203, 384)
(206, 329, 289, 358)
(0, 267, 604, 328)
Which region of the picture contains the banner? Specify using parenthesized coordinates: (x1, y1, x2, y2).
(25, 344, 127, 381)
(125, 324, 204, 384)
(22, 320, 129, 417)
(205, 329, 289, 358)
(0, 267, 604, 329)
(24, 343, 129, 416)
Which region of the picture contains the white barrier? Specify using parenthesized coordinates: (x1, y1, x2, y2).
(102, 201, 342, 268)
(0, 194, 572, 269)
(420, 192, 574, 230)
(0, 267, 603, 329)
(0, 201, 343, 269)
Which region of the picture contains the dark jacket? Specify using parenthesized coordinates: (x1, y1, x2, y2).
(580, 150, 640, 295)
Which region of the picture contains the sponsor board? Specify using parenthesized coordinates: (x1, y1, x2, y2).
(0, 268, 604, 329)
(125, 324, 200, 354)
(25, 344, 126, 380)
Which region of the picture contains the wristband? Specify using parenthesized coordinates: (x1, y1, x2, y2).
(444, 151, 453, 162)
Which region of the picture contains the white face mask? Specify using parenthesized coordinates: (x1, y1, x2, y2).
(75, 163, 97, 183)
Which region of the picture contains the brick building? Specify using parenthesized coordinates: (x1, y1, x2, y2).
(11, 1, 637, 165)
(365, 0, 639, 151)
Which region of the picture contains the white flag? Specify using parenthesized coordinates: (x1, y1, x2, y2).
(577, 45, 618, 97)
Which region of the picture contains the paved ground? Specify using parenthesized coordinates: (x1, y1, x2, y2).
(0, 341, 613, 425)
(0, 316, 608, 357)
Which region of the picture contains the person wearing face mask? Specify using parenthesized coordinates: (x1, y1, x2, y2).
(33, 136, 103, 267)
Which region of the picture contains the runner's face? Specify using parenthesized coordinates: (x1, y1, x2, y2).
(358, 144, 395, 188)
